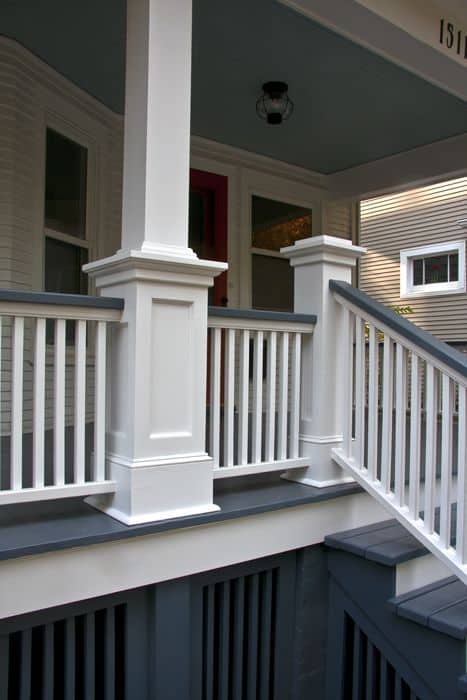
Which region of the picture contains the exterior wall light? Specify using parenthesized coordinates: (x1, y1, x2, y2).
(256, 81, 294, 125)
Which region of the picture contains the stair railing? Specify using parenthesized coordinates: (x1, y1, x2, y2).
(331, 280, 467, 584)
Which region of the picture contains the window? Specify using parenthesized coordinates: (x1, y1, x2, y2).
(44, 128, 89, 295)
(251, 195, 312, 311)
(400, 241, 466, 298)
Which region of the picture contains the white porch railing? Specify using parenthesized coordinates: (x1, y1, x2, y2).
(0, 290, 122, 504)
(207, 308, 316, 478)
(331, 280, 467, 584)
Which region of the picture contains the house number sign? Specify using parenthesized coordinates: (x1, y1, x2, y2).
(439, 19, 467, 59)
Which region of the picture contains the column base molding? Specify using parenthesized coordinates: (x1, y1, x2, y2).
(281, 471, 355, 488)
(281, 433, 354, 488)
(86, 454, 219, 525)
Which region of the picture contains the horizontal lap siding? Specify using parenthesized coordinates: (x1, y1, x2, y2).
(360, 177, 467, 342)
(326, 199, 355, 240)
(0, 39, 123, 436)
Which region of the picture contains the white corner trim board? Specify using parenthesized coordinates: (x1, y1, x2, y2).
(0, 492, 386, 620)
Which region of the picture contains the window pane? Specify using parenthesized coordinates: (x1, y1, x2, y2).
(45, 129, 87, 239)
(424, 255, 448, 284)
(449, 253, 459, 282)
(45, 237, 88, 295)
(252, 255, 293, 311)
(252, 195, 312, 251)
(413, 258, 423, 286)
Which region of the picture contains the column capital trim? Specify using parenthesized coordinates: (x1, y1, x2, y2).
(84, 248, 228, 287)
(281, 235, 366, 267)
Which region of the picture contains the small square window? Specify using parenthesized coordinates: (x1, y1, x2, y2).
(400, 241, 466, 298)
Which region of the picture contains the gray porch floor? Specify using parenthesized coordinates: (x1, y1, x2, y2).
(0, 473, 361, 562)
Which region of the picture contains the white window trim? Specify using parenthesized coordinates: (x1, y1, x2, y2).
(400, 240, 466, 298)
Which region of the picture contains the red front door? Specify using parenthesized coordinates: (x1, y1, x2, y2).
(189, 169, 228, 306)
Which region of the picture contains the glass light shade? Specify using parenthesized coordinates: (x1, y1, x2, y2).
(256, 82, 294, 125)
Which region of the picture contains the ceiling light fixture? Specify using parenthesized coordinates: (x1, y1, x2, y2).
(256, 81, 294, 125)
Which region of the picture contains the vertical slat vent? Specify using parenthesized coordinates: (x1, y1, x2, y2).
(202, 568, 278, 700)
(0, 603, 125, 700)
(342, 614, 421, 700)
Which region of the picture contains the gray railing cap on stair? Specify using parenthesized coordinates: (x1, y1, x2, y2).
(0, 289, 124, 310)
(330, 279, 467, 379)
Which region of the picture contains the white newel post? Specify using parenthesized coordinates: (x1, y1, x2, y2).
(281, 236, 366, 487)
(83, 0, 226, 524)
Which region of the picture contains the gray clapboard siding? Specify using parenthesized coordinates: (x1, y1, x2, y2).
(360, 176, 467, 342)
(325, 198, 355, 240)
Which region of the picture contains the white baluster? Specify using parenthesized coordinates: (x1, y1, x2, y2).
(74, 320, 87, 483)
(265, 332, 277, 462)
(394, 343, 407, 508)
(456, 385, 467, 564)
(11, 316, 24, 490)
(408, 353, 421, 519)
(277, 332, 289, 461)
(424, 363, 438, 534)
(0, 317, 2, 489)
(289, 333, 301, 459)
(252, 331, 264, 463)
(381, 335, 394, 493)
(354, 316, 366, 469)
(54, 319, 66, 486)
(238, 329, 249, 465)
(341, 307, 353, 456)
(33, 318, 46, 488)
(440, 373, 453, 548)
(210, 328, 221, 469)
(223, 328, 235, 467)
(367, 324, 379, 480)
(94, 321, 107, 482)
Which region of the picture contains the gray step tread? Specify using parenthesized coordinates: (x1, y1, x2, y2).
(388, 577, 467, 640)
(325, 519, 427, 565)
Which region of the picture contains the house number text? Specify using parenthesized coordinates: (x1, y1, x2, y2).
(439, 19, 467, 59)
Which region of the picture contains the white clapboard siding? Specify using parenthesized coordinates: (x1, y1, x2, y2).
(360, 176, 467, 342)
(0, 38, 124, 436)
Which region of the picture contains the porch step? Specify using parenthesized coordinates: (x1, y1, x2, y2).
(325, 518, 426, 566)
(388, 577, 467, 640)
(326, 519, 467, 699)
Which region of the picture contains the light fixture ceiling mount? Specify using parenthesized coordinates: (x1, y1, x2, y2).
(256, 81, 294, 125)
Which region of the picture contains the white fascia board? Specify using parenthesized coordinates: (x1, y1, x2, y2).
(327, 132, 467, 201)
(0, 492, 386, 619)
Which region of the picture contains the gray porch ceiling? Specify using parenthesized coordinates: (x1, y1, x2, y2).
(1, 0, 467, 174)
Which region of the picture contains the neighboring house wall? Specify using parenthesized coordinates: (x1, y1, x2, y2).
(359, 176, 467, 342)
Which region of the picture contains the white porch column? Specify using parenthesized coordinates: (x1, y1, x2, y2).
(84, 0, 227, 524)
(281, 236, 365, 486)
(122, 0, 194, 256)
